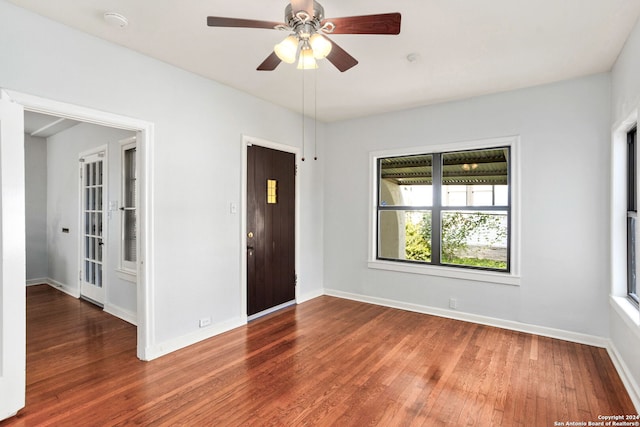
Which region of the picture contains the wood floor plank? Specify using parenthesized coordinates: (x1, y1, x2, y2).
(1, 285, 636, 426)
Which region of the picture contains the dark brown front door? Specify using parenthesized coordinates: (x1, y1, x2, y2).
(247, 145, 296, 316)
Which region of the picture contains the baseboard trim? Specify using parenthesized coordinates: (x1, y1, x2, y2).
(26, 278, 48, 286)
(41, 280, 137, 326)
(607, 342, 640, 412)
(297, 288, 324, 304)
(324, 289, 640, 409)
(145, 317, 246, 361)
(44, 278, 79, 298)
(323, 289, 609, 348)
(104, 304, 137, 326)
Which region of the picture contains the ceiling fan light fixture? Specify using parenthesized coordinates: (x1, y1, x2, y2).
(297, 45, 318, 70)
(206, 2, 401, 72)
(274, 35, 299, 64)
(309, 33, 332, 59)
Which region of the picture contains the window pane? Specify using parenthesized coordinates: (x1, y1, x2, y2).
(124, 147, 137, 208)
(379, 210, 431, 262)
(122, 145, 137, 266)
(629, 128, 638, 304)
(469, 185, 493, 206)
(442, 148, 509, 207)
(379, 155, 432, 207)
(494, 185, 509, 205)
(443, 185, 467, 206)
(628, 216, 637, 296)
(124, 209, 137, 262)
(441, 211, 508, 270)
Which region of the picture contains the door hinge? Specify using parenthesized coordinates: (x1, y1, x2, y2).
(295, 164, 298, 176)
(294, 274, 298, 286)
(79, 270, 82, 280)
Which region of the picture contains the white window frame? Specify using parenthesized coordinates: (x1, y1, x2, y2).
(119, 137, 137, 275)
(368, 136, 521, 286)
(611, 107, 640, 328)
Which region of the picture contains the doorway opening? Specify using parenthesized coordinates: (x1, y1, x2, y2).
(9, 89, 154, 360)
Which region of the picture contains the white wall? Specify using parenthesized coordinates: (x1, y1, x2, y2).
(324, 73, 612, 338)
(0, 0, 324, 351)
(611, 15, 640, 409)
(46, 123, 135, 315)
(612, 17, 640, 122)
(24, 134, 47, 281)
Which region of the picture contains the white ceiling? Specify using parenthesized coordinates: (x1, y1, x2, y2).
(24, 111, 80, 138)
(8, 0, 640, 122)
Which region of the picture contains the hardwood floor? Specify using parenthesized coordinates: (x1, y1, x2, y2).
(2, 285, 636, 426)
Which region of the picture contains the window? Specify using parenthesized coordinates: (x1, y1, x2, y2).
(376, 146, 511, 273)
(628, 126, 638, 306)
(121, 138, 137, 273)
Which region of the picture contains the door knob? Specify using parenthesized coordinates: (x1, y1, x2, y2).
(248, 231, 254, 238)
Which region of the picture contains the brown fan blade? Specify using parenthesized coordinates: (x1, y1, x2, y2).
(257, 52, 282, 71)
(207, 16, 285, 30)
(325, 38, 358, 72)
(290, 0, 314, 16)
(322, 13, 401, 35)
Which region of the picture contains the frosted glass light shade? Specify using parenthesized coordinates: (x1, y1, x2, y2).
(309, 34, 332, 59)
(274, 36, 299, 64)
(297, 47, 318, 69)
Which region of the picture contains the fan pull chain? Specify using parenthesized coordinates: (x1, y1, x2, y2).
(314, 66, 318, 161)
(301, 65, 306, 162)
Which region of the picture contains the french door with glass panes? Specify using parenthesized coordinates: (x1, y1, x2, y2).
(80, 150, 106, 305)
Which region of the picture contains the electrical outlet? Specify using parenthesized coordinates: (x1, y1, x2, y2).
(449, 298, 457, 309)
(199, 317, 211, 328)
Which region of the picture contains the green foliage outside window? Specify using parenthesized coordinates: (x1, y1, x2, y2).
(405, 220, 431, 262)
(405, 212, 507, 269)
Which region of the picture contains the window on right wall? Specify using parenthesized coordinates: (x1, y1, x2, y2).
(628, 126, 639, 306)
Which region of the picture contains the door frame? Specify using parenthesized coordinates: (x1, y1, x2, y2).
(241, 134, 300, 320)
(4, 88, 155, 361)
(0, 89, 26, 420)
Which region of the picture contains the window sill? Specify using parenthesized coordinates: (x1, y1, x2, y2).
(116, 268, 137, 283)
(368, 260, 520, 286)
(610, 296, 640, 335)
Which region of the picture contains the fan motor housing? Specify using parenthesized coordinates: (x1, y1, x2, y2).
(285, 1, 325, 26)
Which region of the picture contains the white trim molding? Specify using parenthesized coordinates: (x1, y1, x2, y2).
(297, 288, 324, 304)
(368, 135, 521, 286)
(323, 288, 640, 411)
(147, 317, 245, 360)
(45, 278, 79, 298)
(368, 259, 520, 286)
(40, 281, 137, 326)
(324, 288, 608, 347)
(4, 88, 155, 361)
(610, 107, 639, 316)
(607, 342, 640, 412)
(104, 304, 137, 326)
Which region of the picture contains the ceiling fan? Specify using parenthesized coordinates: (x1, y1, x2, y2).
(206, 0, 401, 72)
